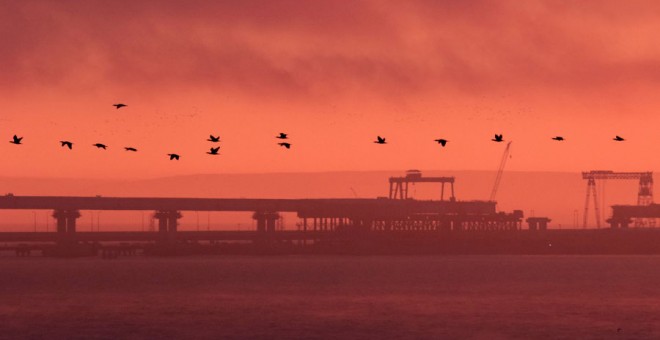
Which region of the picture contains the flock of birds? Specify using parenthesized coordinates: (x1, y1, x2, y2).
(374, 133, 625, 145)
(6, 103, 630, 160)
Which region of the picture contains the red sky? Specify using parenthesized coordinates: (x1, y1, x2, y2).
(2, 0, 660, 178)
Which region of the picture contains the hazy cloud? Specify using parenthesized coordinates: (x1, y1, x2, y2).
(3, 0, 660, 98)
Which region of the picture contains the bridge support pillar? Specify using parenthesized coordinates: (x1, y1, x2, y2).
(52, 209, 81, 244)
(52, 209, 81, 233)
(253, 211, 280, 232)
(153, 210, 182, 242)
(56, 213, 67, 234)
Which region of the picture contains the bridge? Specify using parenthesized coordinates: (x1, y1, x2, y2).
(0, 195, 522, 246)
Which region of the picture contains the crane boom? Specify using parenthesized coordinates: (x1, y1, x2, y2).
(490, 141, 512, 201)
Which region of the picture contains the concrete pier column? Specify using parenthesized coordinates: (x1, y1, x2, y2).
(153, 210, 182, 242)
(158, 217, 168, 232)
(52, 209, 81, 245)
(253, 211, 280, 233)
(52, 210, 81, 233)
(153, 211, 169, 232)
(153, 211, 182, 231)
(53, 210, 67, 234)
(66, 211, 81, 233)
(168, 214, 179, 233)
(256, 217, 266, 232)
(266, 215, 276, 232)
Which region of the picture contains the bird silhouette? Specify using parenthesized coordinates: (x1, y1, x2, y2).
(374, 136, 386, 144)
(60, 141, 73, 149)
(613, 135, 625, 141)
(207, 135, 220, 142)
(93, 143, 107, 149)
(552, 136, 564, 141)
(207, 147, 220, 155)
(276, 133, 288, 139)
(9, 135, 23, 145)
(492, 134, 504, 142)
(434, 139, 448, 147)
(124, 147, 137, 152)
(167, 153, 180, 160)
(113, 103, 127, 109)
(278, 142, 291, 149)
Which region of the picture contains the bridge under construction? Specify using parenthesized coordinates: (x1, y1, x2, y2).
(3, 170, 660, 257)
(0, 171, 527, 256)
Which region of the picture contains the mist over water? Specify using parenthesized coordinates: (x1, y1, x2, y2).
(3, 255, 660, 339)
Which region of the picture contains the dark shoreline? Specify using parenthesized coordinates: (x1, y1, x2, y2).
(5, 228, 660, 257)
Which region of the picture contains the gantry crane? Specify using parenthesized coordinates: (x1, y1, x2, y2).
(582, 170, 653, 228)
(490, 141, 512, 201)
(389, 170, 455, 201)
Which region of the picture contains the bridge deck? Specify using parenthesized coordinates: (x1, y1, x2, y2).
(0, 196, 496, 217)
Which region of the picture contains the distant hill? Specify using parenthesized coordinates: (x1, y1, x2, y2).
(0, 170, 650, 230)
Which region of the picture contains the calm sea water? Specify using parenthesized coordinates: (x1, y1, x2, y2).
(2, 255, 660, 339)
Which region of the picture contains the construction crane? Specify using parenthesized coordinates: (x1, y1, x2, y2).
(389, 170, 455, 201)
(490, 141, 512, 201)
(582, 170, 653, 228)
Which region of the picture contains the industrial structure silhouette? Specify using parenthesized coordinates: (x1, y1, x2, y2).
(0, 103, 657, 257)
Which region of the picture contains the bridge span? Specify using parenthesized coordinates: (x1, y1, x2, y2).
(0, 195, 495, 215)
(0, 194, 525, 256)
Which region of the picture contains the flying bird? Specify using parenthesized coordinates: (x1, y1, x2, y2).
(208, 135, 220, 142)
(276, 133, 288, 139)
(434, 139, 448, 147)
(60, 141, 73, 149)
(113, 103, 127, 109)
(374, 136, 386, 144)
(9, 135, 22, 145)
(93, 143, 107, 149)
(492, 134, 504, 142)
(207, 147, 220, 155)
(613, 135, 625, 141)
(167, 153, 180, 160)
(552, 136, 564, 141)
(278, 142, 291, 149)
(124, 147, 138, 152)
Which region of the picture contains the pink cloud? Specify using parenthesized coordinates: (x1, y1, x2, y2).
(2, 0, 660, 99)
